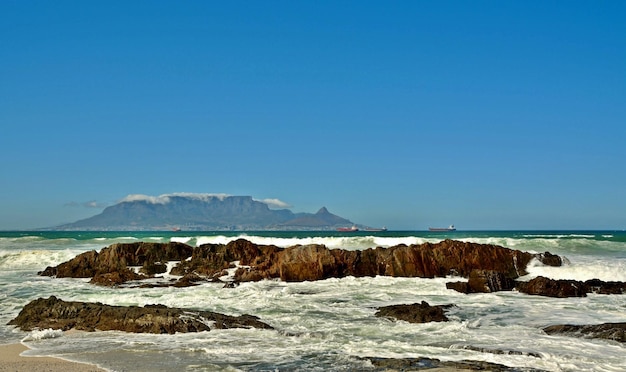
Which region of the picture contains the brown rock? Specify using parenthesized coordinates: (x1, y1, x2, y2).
(584, 279, 626, 294)
(448, 270, 517, 294)
(40, 242, 193, 279)
(535, 251, 563, 266)
(543, 322, 626, 342)
(375, 301, 453, 323)
(90, 269, 148, 286)
(40, 239, 560, 286)
(8, 296, 273, 334)
(516, 276, 587, 298)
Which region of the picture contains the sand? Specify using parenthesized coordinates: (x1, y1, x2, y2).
(0, 343, 474, 371)
(0, 343, 106, 372)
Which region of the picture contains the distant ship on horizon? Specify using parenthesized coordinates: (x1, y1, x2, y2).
(337, 226, 359, 232)
(428, 225, 456, 232)
(364, 226, 387, 232)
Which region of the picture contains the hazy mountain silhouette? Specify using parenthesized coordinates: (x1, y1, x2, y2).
(54, 195, 355, 231)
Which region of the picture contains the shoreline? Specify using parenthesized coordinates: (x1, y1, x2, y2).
(0, 342, 473, 371)
(0, 343, 106, 372)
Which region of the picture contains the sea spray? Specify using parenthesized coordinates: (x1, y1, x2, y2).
(1, 230, 625, 371)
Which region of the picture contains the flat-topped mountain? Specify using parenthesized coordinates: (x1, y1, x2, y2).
(54, 194, 356, 231)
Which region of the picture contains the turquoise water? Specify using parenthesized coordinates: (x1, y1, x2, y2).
(1, 230, 625, 371)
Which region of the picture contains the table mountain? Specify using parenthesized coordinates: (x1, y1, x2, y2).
(54, 194, 355, 231)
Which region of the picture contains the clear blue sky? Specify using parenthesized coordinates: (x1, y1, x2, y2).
(1, 1, 624, 230)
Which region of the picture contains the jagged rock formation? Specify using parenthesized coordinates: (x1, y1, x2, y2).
(40, 239, 557, 286)
(8, 296, 273, 334)
(543, 322, 626, 342)
(39, 241, 193, 278)
(375, 301, 453, 323)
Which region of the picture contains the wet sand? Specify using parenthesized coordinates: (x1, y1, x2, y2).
(0, 343, 475, 371)
(0, 343, 105, 372)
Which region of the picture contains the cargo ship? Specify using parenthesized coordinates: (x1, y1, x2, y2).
(337, 226, 359, 232)
(428, 225, 456, 232)
(364, 226, 387, 232)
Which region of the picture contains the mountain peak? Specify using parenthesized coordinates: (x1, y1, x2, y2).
(316, 207, 330, 215)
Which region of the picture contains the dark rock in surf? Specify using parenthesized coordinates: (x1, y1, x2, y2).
(515, 276, 626, 298)
(39, 241, 194, 279)
(584, 278, 626, 294)
(40, 239, 562, 286)
(90, 268, 148, 286)
(535, 251, 563, 266)
(364, 356, 545, 371)
(7, 296, 273, 334)
(543, 322, 626, 342)
(447, 269, 517, 294)
(459, 345, 542, 358)
(516, 276, 587, 297)
(220, 239, 547, 283)
(375, 301, 452, 323)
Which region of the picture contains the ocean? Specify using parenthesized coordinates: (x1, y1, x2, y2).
(1, 230, 625, 371)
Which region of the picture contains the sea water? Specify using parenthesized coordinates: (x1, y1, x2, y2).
(1, 231, 625, 371)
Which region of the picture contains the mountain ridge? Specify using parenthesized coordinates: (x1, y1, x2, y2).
(54, 194, 357, 231)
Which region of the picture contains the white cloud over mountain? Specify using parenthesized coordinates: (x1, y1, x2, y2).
(118, 193, 291, 209)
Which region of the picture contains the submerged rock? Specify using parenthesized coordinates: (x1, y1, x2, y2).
(8, 296, 273, 334)
(543, 322, 626, 342)
(364, 356, 546, 371)
(375, 301, 453, 323)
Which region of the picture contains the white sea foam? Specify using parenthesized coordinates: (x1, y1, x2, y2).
(22, 328, 64, 341)
(170, 236, 193, 244)
(524, 256, 626, 282)
(2, 231, 625, 371)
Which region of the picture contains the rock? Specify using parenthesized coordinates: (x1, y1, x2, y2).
(460, 345, 542, 358)
(584, 279, 626, 294)
(516, 277, 626, 298)
(448, 269, 517, 294)
(140, 262, 167, 275)
(229, 239, 546, 283)
(543, 322, 626, 342)
(516, 276, 587, 298)
(364, 356, 544, 371)
(7, 296, 273, 334)
(39, 242, 194, 279)
(375, 301, 452, 323)
(534, 252, 563, 266)
(41, 239, 561, 285)
(445, 281, 470, 293)
(90, 269, 148, 286)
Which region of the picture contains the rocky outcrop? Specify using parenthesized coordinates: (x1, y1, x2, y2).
(543, 322, 626, 342)
(39, 242, 194, 279)
(515, 276, 626, 298)
(375, 301, 452, 323)
(179, 239, 551, 283)
(39, 239, 561, 286)
(8, 296, 272, 334)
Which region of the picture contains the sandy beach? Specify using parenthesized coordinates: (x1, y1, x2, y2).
(0, 342, 475, 372)
(0, 343, 105, 372)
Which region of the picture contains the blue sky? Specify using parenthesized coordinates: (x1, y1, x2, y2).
(1, 1, 624, 230)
